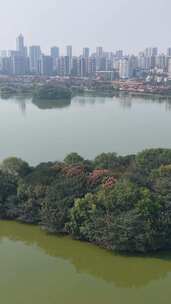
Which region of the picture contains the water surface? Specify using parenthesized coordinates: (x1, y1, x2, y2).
(0, 221, 171, 304)
(0, 94, 171, 164)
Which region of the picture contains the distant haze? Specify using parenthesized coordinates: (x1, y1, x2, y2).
(0, 0, 171, 55)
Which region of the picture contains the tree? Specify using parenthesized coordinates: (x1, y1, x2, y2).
(1, 157, 31, 177)
(41, 174, 87, 233)
(64, 153, 84, 165)
(0, 172, 18, 219)
(94, 153, 118, 169)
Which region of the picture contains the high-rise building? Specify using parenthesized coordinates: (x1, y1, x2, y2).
(66, 46, 72, 74)
(167, 48, 171, 57)
(145, 47, 158, 57)
(0, 50, 7, 58)
(168, 57, 171, 79)
(23, 46, 28, 57)
(1, 57, 12, 74)
(88, 56, 96, 76)
(29, 46, 41, 74)
(83, 48, 90, 58)
(51, 47, 60, 72)
(66, 45, 72, 58)
(64, 56, 70, 75)
(115, 50, 123, 59)
(71, 56, 79, 76)
(11, 53, 28, 75)
(156, 54, 167, 70)
(16, 34, 25, 55)
(119, 58, 129, 79)
(51, 47, 60, 59)
(40, 55, 53, 76)
(128, 55, 138, 77)
(96, 56, 107, 71)
(57, 56, 65, 76)
(96, 47, 103, 57)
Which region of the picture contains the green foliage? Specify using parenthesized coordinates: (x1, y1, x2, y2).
(94, 153, 118, 169)
(17, 182, 46, 224)
(136, 149, 171, 173)
(0, 148, 171, 253)
(0, 171, 18, 219)
(33, 85, 71, 100)
(64, 153, 84, 165)
(41, 174, 88, 233)
(1, 157, 31, 177)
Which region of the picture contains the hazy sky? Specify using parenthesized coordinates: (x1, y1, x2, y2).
(0, 0, 170, 55)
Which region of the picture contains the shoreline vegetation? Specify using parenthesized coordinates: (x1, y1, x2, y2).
(0, 149, 171, 253)
(1, 84, 171, 100)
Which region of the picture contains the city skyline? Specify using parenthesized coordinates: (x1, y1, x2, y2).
(1, 33, 171, 57)
(1, 33, 171, 80)
(0, 0, 171, 54)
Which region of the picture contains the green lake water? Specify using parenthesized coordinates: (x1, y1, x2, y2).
(0, 94, 171, 303)
(0, 94, 171, 164)
(0, 221, 171, 304)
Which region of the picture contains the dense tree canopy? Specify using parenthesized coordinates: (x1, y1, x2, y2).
(0, 149, 171, 253)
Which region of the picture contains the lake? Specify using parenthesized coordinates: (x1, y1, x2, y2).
(1, 94, 171, 304)
(0, 221, 171, 304)
(0, 94, 171, 165)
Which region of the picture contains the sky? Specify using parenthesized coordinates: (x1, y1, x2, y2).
(0, 0, 170, 55)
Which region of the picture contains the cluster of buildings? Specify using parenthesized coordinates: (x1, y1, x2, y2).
(1, 34, 171, 82)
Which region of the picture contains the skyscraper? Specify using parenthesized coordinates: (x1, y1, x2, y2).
(11, 53, 27, 75)
(167, 48, 171, 57)
(83, 48, 90, 58)
(145, 47, 158, 57)
(115, 50, 123, 59)
(51, 47, 60, 72)
(66, 45, 72, 58)
(119, 58, 129, 79)
(66, 46, 72, 74)
(96, 47, 103, 57)
(29, 46, 41, 74)
(168, 57, 171, 79)
(51, 46, 60, 58)
(16, 34, 25, 55)
(40, 55, 53, 76)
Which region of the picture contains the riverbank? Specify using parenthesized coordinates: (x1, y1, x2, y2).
(0, 149, 171, 253)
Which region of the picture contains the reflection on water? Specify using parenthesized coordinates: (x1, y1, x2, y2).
(32, 98, 71, 110)
(0, 93, 171, 166)
(1, 221, 171, 289)
(1, 93, 171, 114)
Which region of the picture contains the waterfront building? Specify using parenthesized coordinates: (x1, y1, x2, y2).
(1, 57, 12, 74)
(51, 47, 60, 72)
(119, 58, 129, 79)
(145, 47, 158, 57)
(40, 55, 53, 76)
(83, 48, 90, 58)
(16, 34, 25, 56)
(96, 47, 103, 57)
(66, 45, 72, 74)
(51, 46, 60, 58)
(71, 56, 79, 76)
(0, 50, 7, 58)
(128, 55, 138, 77)
(57, 56, 70, 76)
(138, 53, 146, 69)
(168, 57, 171, 79)
(29, 46, 41, 74)
(167, 48, 171, 57)
(115, 50, 123, 59)
(11, 53, 28, 75)
(87, 56, 96, 76)
(156, 54, 167, 70)
(57, 56, 65, 76)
